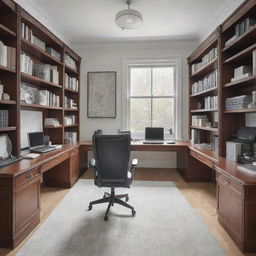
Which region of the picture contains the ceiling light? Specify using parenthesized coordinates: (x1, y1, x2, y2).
(115, 0, 143, 29)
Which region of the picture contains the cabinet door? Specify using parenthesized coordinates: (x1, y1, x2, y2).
(70, 148, 79, 186)
(217, 182, 243, 241)
(14, 171, 40, 236)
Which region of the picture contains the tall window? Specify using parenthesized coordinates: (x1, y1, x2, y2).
(129, 66, 176, 136)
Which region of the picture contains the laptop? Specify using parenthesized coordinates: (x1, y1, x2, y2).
(143, 127, 164, 144)
(28, 132, 56, 153)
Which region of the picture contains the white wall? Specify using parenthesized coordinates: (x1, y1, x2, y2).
(75, 40, 197, 168)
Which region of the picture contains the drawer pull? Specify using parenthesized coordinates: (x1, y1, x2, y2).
(223, 181, 229, 186)
(26, 173, 33, 180)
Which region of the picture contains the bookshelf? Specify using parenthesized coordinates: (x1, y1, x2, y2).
(0, 0, 81, 156)
(188, 28, 221, 160)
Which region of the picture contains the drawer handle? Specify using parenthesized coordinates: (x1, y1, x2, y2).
(26, 173, 33, 180)
(223, 181, 229, 186)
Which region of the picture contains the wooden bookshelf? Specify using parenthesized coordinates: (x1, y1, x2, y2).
(190, 108, 218, 113)
(191, 57, 218, 78)
(190, 126, 218, 132)
(223, 75, 256, 88)
(0, 0, 81, 155)
(190, 87, 217, 97)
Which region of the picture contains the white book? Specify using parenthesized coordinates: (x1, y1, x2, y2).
(253, 50, 256, 75)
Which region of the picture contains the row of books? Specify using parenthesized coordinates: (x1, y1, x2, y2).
(191, 47, 217, 74)
(38, 90, 60, 107)
(225, 95, 252, 110)
(191, 115, 211, 128)
(64, 132, 77, 144)
(191, 70, 218, 95)
(0, 40, 16, 70)
(65, 54, 77, 71)
(21, 52, 59, 84)
(44, 118, 60, 127)
(64, 115, 76, 125)
(64, 97, 77, 109)
(204, 96, 218, 109)
(0, 110, 8, 127)
(225, 17, 256, 47)
(65, 73, 79, 91)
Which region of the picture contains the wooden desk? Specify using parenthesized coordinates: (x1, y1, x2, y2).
(0, 144, 80, 249)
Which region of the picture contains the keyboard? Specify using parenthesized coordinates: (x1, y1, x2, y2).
(143, 140, 164, 144)
(31, 146, 56, 153)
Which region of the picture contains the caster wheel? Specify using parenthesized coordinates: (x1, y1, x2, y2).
(88, 205, 92, 211)
(104, 216, 108, 221)
(132, 210, 136, 216)
(125, 196, 129, 202)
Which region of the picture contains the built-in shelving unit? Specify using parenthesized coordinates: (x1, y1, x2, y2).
(0, 0, 81, 156)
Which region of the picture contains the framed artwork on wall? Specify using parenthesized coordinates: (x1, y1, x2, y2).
(87, 71, 116, 118)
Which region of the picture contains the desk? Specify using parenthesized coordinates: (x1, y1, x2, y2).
(0, 144, 80, 249)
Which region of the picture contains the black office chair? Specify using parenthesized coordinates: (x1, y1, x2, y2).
(88, 134, 138, 221)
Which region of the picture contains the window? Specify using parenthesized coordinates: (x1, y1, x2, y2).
(129, 66, 176, 136)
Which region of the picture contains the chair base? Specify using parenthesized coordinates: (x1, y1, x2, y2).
(88, 187, 136, 221)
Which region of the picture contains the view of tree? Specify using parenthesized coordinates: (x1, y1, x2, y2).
(130, 66, 175, 134)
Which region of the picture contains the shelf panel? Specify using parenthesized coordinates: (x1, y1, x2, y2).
(191, 109, 218, 113)
(64, 108, 78, 112)
(190, 87, 217, 97)
(21, 102, 63, 110)
(64, 124, 79, 128)
(0, 65, 16, 73)
(223, 25, 256, 52)
(21, 72, 62, 89)
(224, 108, 256, 113)
(190, 126, 218, 132)
(0, 100, 16, 105)
(224, 43, 256, 64)
(21, 39, 63, 65)
(0, 126, 16, 131)
(44, 125, 63, 129)
(64, 88, 79, 94)
(0, 24, 16, 37)
(223, 75, 256, 88)
(191, 58, 218, 78)
(65, 65, 78, 75)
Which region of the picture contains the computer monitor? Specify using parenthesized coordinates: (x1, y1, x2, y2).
(28, 132, 45, 149)
(145, 127, 164, 140)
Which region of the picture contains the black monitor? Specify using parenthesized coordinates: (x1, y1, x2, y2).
(28, 132, 45, 149)
(145, 127, 164, 140)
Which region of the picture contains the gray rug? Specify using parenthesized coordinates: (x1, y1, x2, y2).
(16, 180, 225, 256)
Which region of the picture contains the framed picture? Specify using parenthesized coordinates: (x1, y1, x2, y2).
(87, 71, 116, 118)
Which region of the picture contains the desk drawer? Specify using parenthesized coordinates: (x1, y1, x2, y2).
(190, 150, 213, 168)
(41, 152, 69, 173)
(15, 168, 40, 187)
(216, 172, 243, 197)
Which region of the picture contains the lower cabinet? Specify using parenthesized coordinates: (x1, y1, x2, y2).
(14, 169, 40, 247)
(70, 147, 80, 186)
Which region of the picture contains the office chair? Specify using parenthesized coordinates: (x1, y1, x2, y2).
(88, 134, 138, 221)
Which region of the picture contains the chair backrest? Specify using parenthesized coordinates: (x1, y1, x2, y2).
(92, 134, 131, 187)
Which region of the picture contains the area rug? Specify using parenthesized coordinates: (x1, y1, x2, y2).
(16, 180, 224, 256)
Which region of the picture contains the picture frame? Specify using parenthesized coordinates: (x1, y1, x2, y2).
(87, 71, 116, 118)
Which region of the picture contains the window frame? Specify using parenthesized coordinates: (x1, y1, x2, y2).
(129, 65, 176, 138)
(121, 56, 183, 140)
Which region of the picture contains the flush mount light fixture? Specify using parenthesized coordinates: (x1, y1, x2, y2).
(115, 0, 143, 29)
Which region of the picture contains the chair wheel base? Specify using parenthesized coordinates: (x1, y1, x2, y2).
(125, 196, 129, 202)
(104, 215, 108, 221)
(88, 205, 92, 211)
(132, 210, 136, 216)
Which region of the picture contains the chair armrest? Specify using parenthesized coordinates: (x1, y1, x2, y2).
(131, 159, 138, 167)
(89, 158, 96, 168)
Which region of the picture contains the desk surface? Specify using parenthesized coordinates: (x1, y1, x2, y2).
(0, 144, 79, 178)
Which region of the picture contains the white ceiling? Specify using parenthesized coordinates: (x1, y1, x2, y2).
(25, 0, 243, 44)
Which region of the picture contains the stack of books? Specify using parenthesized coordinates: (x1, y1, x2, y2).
(0, 110, 8, 127)
(34, 63, 59, 84)
(192, 115, 211, 127)
(204, 96, 218, 109)
(39, 90, 60, 107)
(46, 47, 61, 61)
(65, 54, 77, 71)
(64, 132, 77, 144)
(0, 40, 16, 70)
(65, 73, 79, 91)
(191, 70, 218, 95)
(191, 47, 217, 74)
(191, 129, 200, 145)
(231, 65, 252, 82)
(225, 95, 252, 110)
(64, 97, 77, 109)
(64, 115, 76, 125)
(44, 118, 60, 127)
(20, 52, 33, 75)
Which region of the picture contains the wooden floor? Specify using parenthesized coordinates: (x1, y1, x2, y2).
(1, 168, 255, 256)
